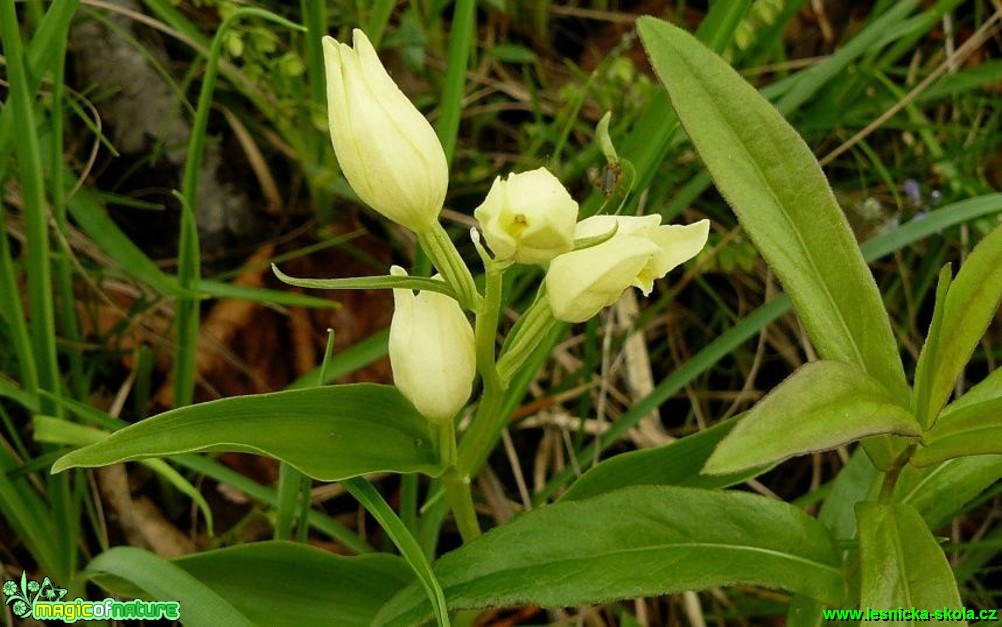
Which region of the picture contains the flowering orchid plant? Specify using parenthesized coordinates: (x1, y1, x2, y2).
(309, 28, 709, 543)
(48, 14, 1002, 627)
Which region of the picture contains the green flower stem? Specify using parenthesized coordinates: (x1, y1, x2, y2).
(433, 419, 481, 542)
(274, 463, 303, 541)
(496, 294, 558, 382)
(451, 259, 509, 480)
(442, 468, 481, 542)
(457, 294, 557, 481)
(458, 292, 561, 478)
(475, 261, 504, 392)
(418, 222, 481, 311)
(455, 381, 505, 481)
(434, 418, 457, 468)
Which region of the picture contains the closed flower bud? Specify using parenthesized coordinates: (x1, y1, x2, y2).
(323, 30, 448, 233)
(545, 215, 710, 323)
(474, 168, 578, 264)
(389, 266, 476, 422)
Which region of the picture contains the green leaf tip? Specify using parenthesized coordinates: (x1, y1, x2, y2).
(704, 361, 921, 476)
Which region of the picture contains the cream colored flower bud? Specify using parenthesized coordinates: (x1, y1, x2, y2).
(389, 266, 476, 422)
(323, 30, 448, 233)
(473, 167, 578, 264)
(545, 215, 710, 323)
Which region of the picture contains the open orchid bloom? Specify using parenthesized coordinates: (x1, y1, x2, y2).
(545, 215, 710, 323)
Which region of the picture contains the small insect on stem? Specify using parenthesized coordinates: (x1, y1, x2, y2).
(602, 162, 621, 197)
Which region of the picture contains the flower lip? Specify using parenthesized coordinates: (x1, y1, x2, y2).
(545, 216, 710, 322)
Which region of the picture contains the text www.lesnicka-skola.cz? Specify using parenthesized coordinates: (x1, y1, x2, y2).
(822, 607, 998, 621)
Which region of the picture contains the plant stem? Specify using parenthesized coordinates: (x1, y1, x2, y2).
(455, 293, 557, 481)
(173, 7, 304, 409)
(434, 420, 481, 542)
(475, 262, 503, 392)
(496, 294, 557, 383)
(435, 0, 475, 164)
(418, 222, 481, 311)
(274, 463, 301, 540)
(878, 443, 917, 504)
(442, 469, 480, 542)
(456, 378, 505, 481)
(0, 0, 59, 415)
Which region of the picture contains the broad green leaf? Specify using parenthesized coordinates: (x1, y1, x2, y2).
(704, 361, 920, 475)
(539, 194, 1002, 502)
(856, 502, 964, 625)
(638, 16, 908, 403)
(914, 224, 1002, 424)
(171, 542, 415, 626)
(911, 398, 1002, 466)
(562, 418, 766, 501)
(374, 486, 844, 625)
(42, 390, 373, 552)
(85, 547, 253, 627)
(51, 384, 440, 480)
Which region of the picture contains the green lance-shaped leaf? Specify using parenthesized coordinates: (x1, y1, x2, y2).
(909, 364, 1002, 466)
(272, 264, 457, 300)
(51, 385, 440, 480)
(373, 486, 845, 626)
(912, 265, 954, 426)
(856, 502, 964, 625)
(896, 455, 1002, 531)
(704, 361, 921, 476)
(941, 364, 1002, 415)
(913, 224, 1002, 426)
(170, 542, 415, 627)
(912, 397, 1002, 466)
(563, 418, 765, 501)
(637, 16, 908, 404)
